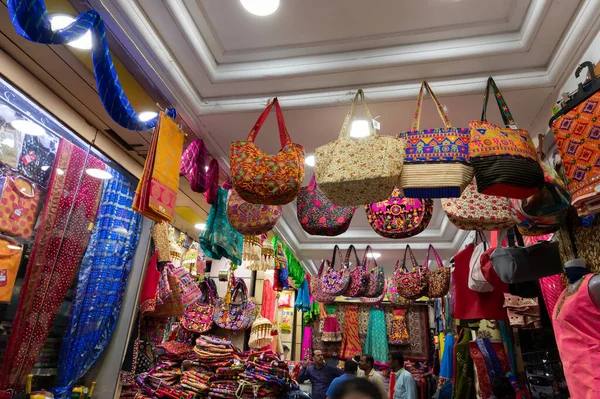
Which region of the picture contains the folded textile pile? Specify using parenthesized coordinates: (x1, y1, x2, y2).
(236, 350, 292, 398)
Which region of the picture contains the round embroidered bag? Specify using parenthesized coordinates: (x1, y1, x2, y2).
(320, 245, 351, 296)
(365, 188, 433, 239)
(180, 280, 215, 333)
(310, 260, 336, 303)
(362, 246, 385, 298)
(227, 189, 282, 235)
(423, 244, 451, 298)
(360, 279, 387, 304)
(344, 245, 369, 297)
(388, 247, 418, 306)
(396, 245, 428, 300)
(213, 278, 256, 330)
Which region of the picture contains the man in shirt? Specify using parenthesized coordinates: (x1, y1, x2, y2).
(358, 354, 388, 399)
(326, 359, 358, 399)
(388, 352, 417, 399)
(298, 349, 344, 399)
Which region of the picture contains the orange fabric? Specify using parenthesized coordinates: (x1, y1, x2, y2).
(0, 176, 40, 239)
(0, 238, 22, 303)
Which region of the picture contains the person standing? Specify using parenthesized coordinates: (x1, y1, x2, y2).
(358, 354, 388, 399)
(326, 360, 358, 399)
(388, 352, 417, 399)
(298, 349, 344, 399)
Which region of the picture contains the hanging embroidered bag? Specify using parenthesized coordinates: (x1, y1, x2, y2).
(213, 278, 257, 330)
(442, 179, 515, 231)
(359, 279, 387, 304)
(468, 231, 494, 293)
(151, 263, 194, 318)
(180, 280, 215, 333)
(365, 188, 433, 239)
(315, 89, 405, 206)
(320, 245, 351, 296)
(296, 173, 355, 236)
(423, 244, 451, 298)
(362, 246, 386, 298)
(397, 81, 473, 198)
(387, 259, 414, 307)
(469, 77, 544, 199)
(396, 245, 428, 300)
(344, 245, 368, 297)
(179, 138, 207, 193)
(226, 189, 282, 235)
(309, 260, 336, 303)
(230, 98, 305, 205)
(0, 174, 40, 239)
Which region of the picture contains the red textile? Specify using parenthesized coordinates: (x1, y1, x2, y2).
(139, 251, 160, 314)
(0, 139, 104, 393)
(261, 279, 276, 322)
(452, 244, 507, 320)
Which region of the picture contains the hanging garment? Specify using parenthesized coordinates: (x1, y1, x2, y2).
(260, 279, 276, 322)
(0, 139, 104, 394)
(364, 307, 389, 363)
(139, 251, 160, 314)
(0, 237, 23, 303)
(470, 339, 510, 399)
(294, 279, 311, 313)
(18, 134, 59, 188)
(439, 333, 455, 381)
(53, 170, 142, 399)
(553, 274, 600, 398)
(451, 329, 474, 399)
(452, 243, 507, 320)
(301, 327, 313, 361)
(322, 304, 342, 342)
(389, 308, 410, 345)
(340, 304, 361, 359)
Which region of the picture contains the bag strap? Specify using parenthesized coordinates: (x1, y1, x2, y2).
(402, 245, 419, 270)
(231, 278, 248, 303)
(411, 81, 452, 132)
(199, 280, 215, 305)
(339, 89, 376, 140)
(308, 173, 318, 190)
(330, 245, 345, 270)
(247, 98, 291, 147)
(481, 77, 517, 128)
(474, 231, 488, 250)
(8, 175, 36, 198)
(362, 245, 379, 272)
(344, 245, 361, 268)
(317, 259, 328, 278)
(423, 244, 444, 271)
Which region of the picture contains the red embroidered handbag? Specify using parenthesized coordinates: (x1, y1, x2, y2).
(396, 245, 428, 300)
(296, 174, 355, 236)
(363, 246, 385, 298)
(309, 260, 336, 303)
(180, 280, 215, 333)
(226, 189, 282, 235)
(343, 245, 368, 297)
(423, 244, 451, 298)
(320, 245, 351, 296)
(364, 188, 433, 239)
(387, 247, 418, 306)
(230, 98, 305, 205)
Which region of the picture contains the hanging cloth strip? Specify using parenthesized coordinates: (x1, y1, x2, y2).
(0, 139, 105, 394)
(7, 0, 175, 131)
(53, 170, 142, 399)
(364, 306, 389, 363)
(340, 304, 361, 359)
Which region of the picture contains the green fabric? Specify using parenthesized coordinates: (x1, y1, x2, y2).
(364, 307, 388, 363)
(452, 329, 474, 399)
(325, 304, 336, 314)
(272, 234, 305, 286)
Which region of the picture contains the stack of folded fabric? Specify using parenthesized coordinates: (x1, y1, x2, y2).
(236, 350, 292, 398)
(208, 366, 242, 398)
(180, 368, 213, 395)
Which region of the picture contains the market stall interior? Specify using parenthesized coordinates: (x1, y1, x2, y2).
(1, 0, 600, 398)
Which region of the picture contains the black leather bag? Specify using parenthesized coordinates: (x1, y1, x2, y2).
(491, 229, 563, 284)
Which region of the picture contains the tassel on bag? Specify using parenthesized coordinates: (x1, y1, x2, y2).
(179, 139, 207, 193)
(204, 159, 220, 205)
(243, 235, 262, 263)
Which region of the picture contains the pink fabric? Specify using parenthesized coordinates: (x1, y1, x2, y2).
(261, 279, 276, 322)
(553, 274, 600, 398)
(301, 327, 312, 361)
(139, 251, 160, 314)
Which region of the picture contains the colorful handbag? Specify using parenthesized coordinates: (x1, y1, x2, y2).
(344, 245, 368, 297)
(180, 280, 215, 333)
(296, 174, 355, 236)
(179, 138, 207, 193)
(151, 262, 200, 318)
(442, 179, 515, 231)
(359, 279, 387, 304)
(468, 231, 493, 293)
(469, 77, 544, 199)
(309, 260, 336, 303)
(18, 134, 59, 188)
(230, 98, 305, 205)
(363, 246, 385, 298)
(365, 188, 433, 239)
(396, 245, 428, 300)
(0, 174, 40, 239)
(226, 189, 282, 235)
(320, 245, 351, 296)
(315, 89, 405, 206)
(510, 162, 571, 236)
(423, 244, 450, 298)
(0, 123, 24, 168)
(397, 81, 473, 198)
(213, 278, 257, 330)
(387, 254, 415, 307)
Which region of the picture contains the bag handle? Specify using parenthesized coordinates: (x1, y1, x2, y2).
(339, 89, 376, 140)
(330, 245, 345, 270)
(317, 259, 329, 278)
(497, 228, 525, 248)
(362, 245, 379, 272)
(344, 245, 361, 268)
(423, 244, 444, 271)
(474, 231, 488, 250)
(231, 278, 248, 303)
(481, 77, 517, 128)
(410, 81, 452, 132)
(199, 280, 215, 305)
(308, 173, 318, 190)
(247, 98, 291, 147)
(401, 245, 419, 271)
(8, 175, 36, 198)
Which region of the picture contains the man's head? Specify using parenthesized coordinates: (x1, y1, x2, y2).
(358, 355, 374, 371)
(344, 360, 358, 374)
(388, 352, 404, 372)
(313, 349, 325, 367)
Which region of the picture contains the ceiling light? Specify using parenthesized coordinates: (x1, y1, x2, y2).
(240, 0, 280, 16)
(7, 245, 22, 250)
(11, 120, 45, 136)
(50, 14, 93, 50)
(305, 155, 315, 167)
(195, 223, 206, 230)
(138, 111, 158, 122)
(366, 252, 381, 259)
(86, 168, 113, 180)
(349, 119, 371, 138)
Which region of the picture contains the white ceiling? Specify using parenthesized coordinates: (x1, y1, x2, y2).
(92, 0, 600, 274)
